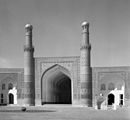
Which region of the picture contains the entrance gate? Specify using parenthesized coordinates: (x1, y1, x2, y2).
(41, 65, 72, 104)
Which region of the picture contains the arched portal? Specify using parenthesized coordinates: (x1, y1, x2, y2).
(9, 93, 14, 104)
(108, 94, 115, 105)
(41, 65, 72, 104)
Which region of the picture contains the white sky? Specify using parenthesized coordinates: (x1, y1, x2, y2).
(0, 0, 130, 68)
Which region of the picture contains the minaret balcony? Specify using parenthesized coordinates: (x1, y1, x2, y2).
(80, 44, 91, 50)
(24, 45, 34, 52)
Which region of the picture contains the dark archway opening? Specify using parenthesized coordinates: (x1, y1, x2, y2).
(41, 65, 72, 105)
(108, 94, 114, 105)
(53, 76, 71, 104)
(9, 93, 14, 104)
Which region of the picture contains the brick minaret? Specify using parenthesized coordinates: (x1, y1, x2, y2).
(80, 21, 92, 106)
(24, 24, 35, 106)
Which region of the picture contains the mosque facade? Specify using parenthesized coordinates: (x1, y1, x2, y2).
(0, 22, 130, 109)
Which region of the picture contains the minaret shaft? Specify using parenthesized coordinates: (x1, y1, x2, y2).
(24, 24, 35, 106)
(80, 21, 92, 106)
(25, 32, 32, 47)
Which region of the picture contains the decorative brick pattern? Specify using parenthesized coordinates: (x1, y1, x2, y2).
(92, 66, 130, 106)
(35, 56, 80, 105)
(0, 61, 130, 107)
(0, 68, 23, 104)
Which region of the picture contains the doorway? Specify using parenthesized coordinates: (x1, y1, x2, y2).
(108, 94, 114, 105)
(9, 93, 14, 104)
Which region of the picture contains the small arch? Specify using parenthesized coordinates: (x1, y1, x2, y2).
(108, 83, 115, 90)
(9, 93, 14, 104)
(100, 84, 106, 90)
(117, 84, 122, 90)
(8, 83, 13, 90)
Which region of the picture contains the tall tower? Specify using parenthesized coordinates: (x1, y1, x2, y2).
(24, 24, 35, 106)
(80, 21, 92, 106)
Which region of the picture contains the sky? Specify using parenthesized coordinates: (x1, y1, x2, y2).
(0, 0, 129, 68)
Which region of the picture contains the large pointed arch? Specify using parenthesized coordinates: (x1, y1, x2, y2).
(41, 64, 71, 79)
(41, 64, 72, 104)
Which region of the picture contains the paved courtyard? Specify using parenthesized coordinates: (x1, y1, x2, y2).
(0, 105, 130, 120)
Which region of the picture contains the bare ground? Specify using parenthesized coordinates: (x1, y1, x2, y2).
(0, 105, 129, 120)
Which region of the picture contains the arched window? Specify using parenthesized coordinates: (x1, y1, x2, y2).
(8, 83, 13, 90)
(100, 84, 106, 90)
(108, 83, 115, 90)
(117, 84, 122, 90)
(2, 84, 5, 90)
